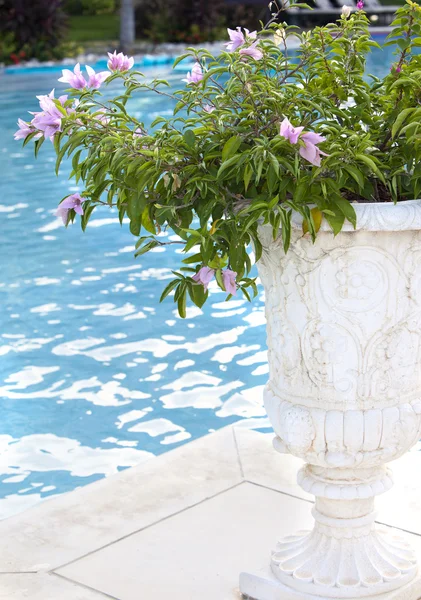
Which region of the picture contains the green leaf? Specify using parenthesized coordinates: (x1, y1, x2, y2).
(183, 129, 196, 148)
(81, 203, 96, 232)
(392, 108, 416, 139)
(34, 137, 45, 158)
(22, 131, 39, 147)
(160, 279, 179, 302)
(173, 53, 191, 68)
(343, 165, 365, 189)
(188, 282, 208, 308)
(355, 154, 386, 184)
(177, 286, 187, 318)
(279, 209, 292, 253)
(333, 196, 357, 228)
(215, 268, 224, 290)
(244, 165, 253, 191)
(325, 211, 345, 236)
(182, 252, 202, 264)
(134, 240, 158, 257)
(141, 205, 157, 234)
(112, 100, 127, 114)
(129, 218, 141, 237)
(303, 207, 323, 235)
(217, 154, 243, 179)
(222, 136, 242, 162)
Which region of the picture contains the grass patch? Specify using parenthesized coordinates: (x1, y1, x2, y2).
(67, 14, 119, 42)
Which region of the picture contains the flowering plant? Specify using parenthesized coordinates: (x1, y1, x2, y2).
(14, 1, 421, 316)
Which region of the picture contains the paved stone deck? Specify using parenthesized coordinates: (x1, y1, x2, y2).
(0, 426, 420, 599)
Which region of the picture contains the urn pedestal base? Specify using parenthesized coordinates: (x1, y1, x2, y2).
(239, 566, 421, 600)
(239, 451, 420, 600)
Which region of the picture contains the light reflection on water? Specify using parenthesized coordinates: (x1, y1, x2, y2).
(0, 39, 395, 519)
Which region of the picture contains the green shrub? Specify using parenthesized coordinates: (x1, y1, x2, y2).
(64, 0, 115, 15)
(0, 0, 67, 62)
(18, 2, 421, 314)
(81, 0, 115, 15)
(135, 0, 256, 44)
(63, 0, 83, 15)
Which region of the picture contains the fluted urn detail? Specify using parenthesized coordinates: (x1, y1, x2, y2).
(251, 201, 421, 599)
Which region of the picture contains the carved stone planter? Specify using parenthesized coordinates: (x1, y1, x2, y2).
(240, 200, 421, 600)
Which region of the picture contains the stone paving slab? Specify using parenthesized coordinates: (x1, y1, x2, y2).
(0, 425, 420, 599)
(56, 482, 314, 600)
(0, 573, 113, 599)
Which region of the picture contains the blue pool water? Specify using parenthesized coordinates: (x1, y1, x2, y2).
(0, 36, 396, 518)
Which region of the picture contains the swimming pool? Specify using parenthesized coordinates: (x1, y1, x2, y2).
(0, 35, 397, 519)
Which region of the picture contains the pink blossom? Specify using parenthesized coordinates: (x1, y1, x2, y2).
(280, 117, 304, 145)
(222, 269, 237, 295)
(31, 90, 68, 140)
(134, 127, 144, 137)
(357, 0, 364, 9)
(107, 50, 134, 72)
(95, 109, 110, 125)
(86, 65, 110, 89)
(56, 193, 85, 225)
(58, 64, 110, 90)
(58, 63, 87, 89)
(192, 266, 215, 290)
(280, 117, 328, 167)
(183, 62, 204, 85)
(203, 104, 215, 113)
(300, 132, 328, 167)
(225, 27, 257, 52)
(239, 42, 263, 61)
(14, 118, 40, 141)
(37, 90, 68, 111)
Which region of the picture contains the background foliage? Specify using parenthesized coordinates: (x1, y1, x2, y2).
(0, 0, 76, 64)
(134, 0, 266, 44)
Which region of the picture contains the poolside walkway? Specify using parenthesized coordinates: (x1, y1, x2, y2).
(0, 425, 421, 599)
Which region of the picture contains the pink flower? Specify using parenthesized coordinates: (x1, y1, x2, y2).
(300, 131, 328, 167)
(58, 63, 87, 89)
(134, 127, 144, 137)
(222, 269, 237, 295)
(280, 117, 328, 167)
(107, 50, 134, 72)
(86, 65, 110, 89)
(239, 42, 263, 61)
(280, 117, 304, 144)
(14, 118, 40, 141)
(225, 27, 257, 52)
(58, 64, 110, 90)
(31, 90, 68, 140)
(56, 193, 85, 225)
(203, 104, 215, 113)
(95, 108, 110, 125)
(182, 62, 204, 85)
(357, 0, 364, 9)
(192, 266, 215, 290)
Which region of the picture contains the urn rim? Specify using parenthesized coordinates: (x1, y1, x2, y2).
(289, 199, 421, 233)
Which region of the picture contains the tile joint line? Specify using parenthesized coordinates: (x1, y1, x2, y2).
(52, 571, 119, 599)
(232, 427, 245, 480)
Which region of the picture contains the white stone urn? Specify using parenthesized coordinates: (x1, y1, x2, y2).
(240, 200, 421, 600)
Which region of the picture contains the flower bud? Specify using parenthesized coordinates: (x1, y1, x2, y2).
(274, 27, 286, 46)
(341, 5, 352, 17)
